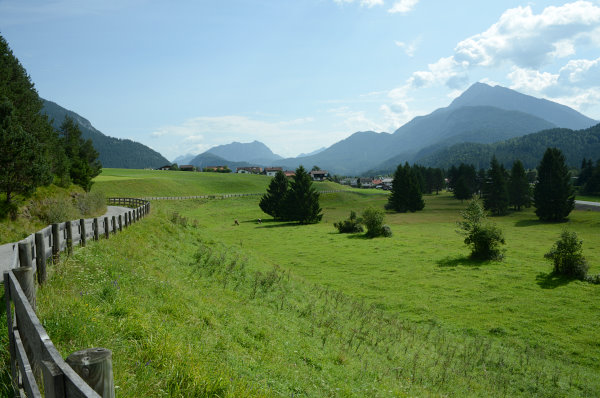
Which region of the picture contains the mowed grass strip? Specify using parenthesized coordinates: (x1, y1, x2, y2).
(34, 192, 600, 397)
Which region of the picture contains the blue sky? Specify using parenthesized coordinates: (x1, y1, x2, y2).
(1, 0, 599, 161)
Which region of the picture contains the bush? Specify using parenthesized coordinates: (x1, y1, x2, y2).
(334, 211, 363, 233)
(76, 191, 106, 217)
(362, 207, 386, 238)
(30, 196, 80, 224)
(544, 231, 589, 280)
(382, 225, 393, 237)
(457, 199, 505, 260)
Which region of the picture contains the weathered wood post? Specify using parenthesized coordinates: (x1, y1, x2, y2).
(93, 218, 100, 241)
(66, 348, 115, 398)
(118, 215, 122, 232)
(80, 219, 87, 247)
(111, 216, 117, 234)
(42, 360, 66, 398)
(52, 223, 60, 261)
(34, 232, 47, 284)
(3, 273, 18, 392)
(104, 217, 110, 239)
(13, 266, 36, 310)
(66, 221, 73, 254)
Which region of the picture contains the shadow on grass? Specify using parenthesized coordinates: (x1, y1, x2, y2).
(257, 222, 300, 229)
(535, 272, 574, 289)
(436, 255, 485, 268)
(346, 233, 371, 240)
(514, 219, 542, 227)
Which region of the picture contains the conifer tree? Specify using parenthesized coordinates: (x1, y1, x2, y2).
(483, 156, 509, 215)
(508, 160, 530, 211)
(283, 166, 322, 224)
(259, 170, 288, 219)
(59, 116, 101, 191)
(534, 148, 575, 221)
(387, 163, 424, 212)
(0, 98, 51, 212)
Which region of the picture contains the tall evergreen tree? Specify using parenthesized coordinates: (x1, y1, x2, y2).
(534, 148, 575, 221)
(508, 160, 530, 211)
(387, 163, 424, 212)
(578, 158, 594, 188)
(583, 159, 600, 195)
(0, 98, 51, 211)
(284, 165, 322, 224)
(259, 170, 288, 219)
(59, 116, 101, 191)
(483, 156, 509, 215)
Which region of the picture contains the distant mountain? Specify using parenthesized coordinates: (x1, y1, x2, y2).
(189, 152, 256, 171)
(172, 153, 196, 165)
(42, 99, 170, 169)
(417, 123, 600, 170)
(297, 147, 327, 157)
(448, 82, 597, 130)
(206, 140, 282, 163)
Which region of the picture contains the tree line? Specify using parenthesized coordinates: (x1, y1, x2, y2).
(0, 35, 101, 217)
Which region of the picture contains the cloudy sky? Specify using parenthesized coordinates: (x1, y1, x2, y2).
(1, 0, 599, 160)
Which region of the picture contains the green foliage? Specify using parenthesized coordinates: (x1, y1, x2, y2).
(508, 160, 531, 210)
(28, 188, 106, 224)
(482, 156, 509, 215)
(582, 159, 600, 195)
(333, 210, 364, 233)
(282, 166, 322, 224)
(259, 170, 288, 219)
(544, 231, 589, 280)
(534, 148, 575, 221)
(447, 163, 477, 201)
(0, 97, 52, 210)
(59, 116, 102, 192)
(362, 206, 387, 237)
(457, 199, 505, 260)
(387, 162, 425, 212)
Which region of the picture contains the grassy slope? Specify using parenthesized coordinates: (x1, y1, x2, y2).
(91, 168, 349, 198)
(31, 187, 600, 397)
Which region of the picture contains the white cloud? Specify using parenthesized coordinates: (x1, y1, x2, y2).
(408, 56, 468, 89)
(327, 107, 385, 132)
(388, 0, 419, 14)
(395, 37, 421, 57)
(558, 57, 600, 86)
(332, 0, 383, 8)
(508, 67, 559, 92)
(454, 1, 600, 69)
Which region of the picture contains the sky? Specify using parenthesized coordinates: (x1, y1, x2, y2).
(1, 0, 600, 161)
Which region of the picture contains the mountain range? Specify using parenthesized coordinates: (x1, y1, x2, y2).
(186, 83, 597, 175)
(41, 99, 170, 169)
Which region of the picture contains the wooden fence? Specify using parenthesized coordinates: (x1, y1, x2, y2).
(140, 190, 345, 201)
(3, 198, 150, 398)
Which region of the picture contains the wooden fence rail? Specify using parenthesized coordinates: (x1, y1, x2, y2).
(2, 198, 150, 398)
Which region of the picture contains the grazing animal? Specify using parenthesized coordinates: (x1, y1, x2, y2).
(234, 219, 239, 226)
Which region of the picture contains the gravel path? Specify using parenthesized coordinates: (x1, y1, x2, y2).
(575, 200, 600, 211)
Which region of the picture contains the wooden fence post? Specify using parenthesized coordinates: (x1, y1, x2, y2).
(52, 223, 60, 262)
(13, 266, 36, 310)
(93, 218, 99, 241)
(66, 348, 115, 398)
(18, 241, 33, 270)
(42, 361, 66, 398)
(111, 216, 117, 234)
(35, 232, 47, 285)
(66, 221, 73, 254)
(104, 217, 110, 239)
(118, 215, 122, 232)
(80, 219, 87, 247)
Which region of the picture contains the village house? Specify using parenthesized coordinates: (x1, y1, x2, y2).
(310, 170, 329, 181)
(284, 170, 295, 178)
(264, 167, 283, 177)
(359, 177, 374, 188)
(236, 166, 263, 174)
(204, 165, 229, 172)
(157, 164, 172, 171)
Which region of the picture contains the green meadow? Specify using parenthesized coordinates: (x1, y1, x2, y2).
(2, 169, 600, 397)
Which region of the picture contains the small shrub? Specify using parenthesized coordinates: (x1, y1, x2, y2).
(544, 231, 588, 280)
(382, 225, 392, 237)
(457, 199, 505, 260)
(584, 274, 600, 284)
(333, 211, 363, 233)
(76, 191, 106, 216)
(362, 207, 387, 238)
(30, 197, 79, 224)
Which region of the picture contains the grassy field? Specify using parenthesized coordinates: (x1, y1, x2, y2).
(22, 180, 598, 397)
(2, 170, 599, 396)
(91, 168, 349, 198)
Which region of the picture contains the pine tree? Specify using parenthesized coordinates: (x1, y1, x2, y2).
(259, 170, 288, 219)
(508, 160, 530, 211)
(0, 98, 51, 212)
(283, 166, 322, 224)
(59, 116, 101, 191)
(483, 156, 509, 215)
(387, 163, 424, 212)
(534, 148, 575, 221)
(583, 159, 600, 195)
